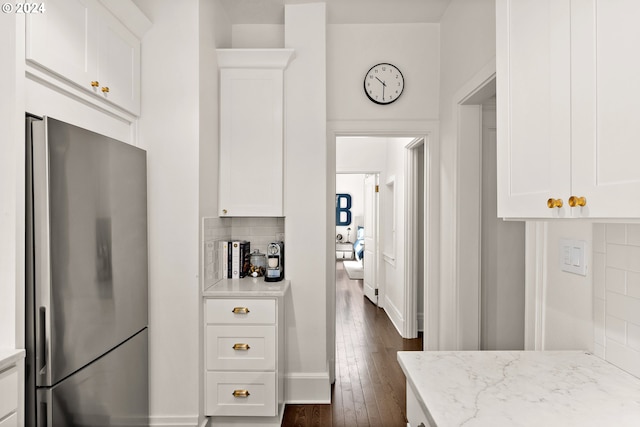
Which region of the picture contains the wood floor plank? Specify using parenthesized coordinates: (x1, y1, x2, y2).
(282, 262, 422, 427)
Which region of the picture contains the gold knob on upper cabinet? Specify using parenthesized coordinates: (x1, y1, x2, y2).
(569, 196, 587, 207)
(222, 209, 228, 215)
(547, 198, 563, 209)
(91, 81, 99, 87)
(101, 86, 110, 93)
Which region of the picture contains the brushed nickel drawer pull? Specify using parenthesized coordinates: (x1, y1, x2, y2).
(232, 343, 250, 351)
(232, 389, 250, 398)
(231, 307, 250, 314)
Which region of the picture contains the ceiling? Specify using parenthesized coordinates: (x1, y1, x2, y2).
(219, 0, 453, 25)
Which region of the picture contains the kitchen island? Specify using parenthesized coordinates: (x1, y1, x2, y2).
(397, 350, 640, 427)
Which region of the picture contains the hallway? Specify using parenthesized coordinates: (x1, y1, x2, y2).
(282, 261, 423, 426)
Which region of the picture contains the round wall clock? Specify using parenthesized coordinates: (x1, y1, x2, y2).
(364, 63, 404, 105)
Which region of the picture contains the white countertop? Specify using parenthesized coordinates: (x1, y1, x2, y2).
(0, 348, 25, 371)
(203, 278, 290, 297)
(397, 350, 640, 427)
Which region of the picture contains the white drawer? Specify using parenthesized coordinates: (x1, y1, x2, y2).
(406, 382, 434, 427)
(0, 412, 17, 427)
(206, 325, 276, 371)
(205, 371, 276, 417)
(0, 367, 18, 420)
(206, 298, 276, 325)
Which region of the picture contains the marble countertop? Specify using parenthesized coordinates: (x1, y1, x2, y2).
(397, 350, 640, 427)
(203, 278, 290, 297)
(0, 348, 25, 371)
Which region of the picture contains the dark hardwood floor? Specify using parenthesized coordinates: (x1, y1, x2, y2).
(282, 261, 423, 427)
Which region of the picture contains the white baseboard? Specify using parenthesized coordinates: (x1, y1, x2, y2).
(285, 371, 331, 403)
(417, 311, 424, 332)
(148, 415, 200, 427)
(384, 295, 404, 336)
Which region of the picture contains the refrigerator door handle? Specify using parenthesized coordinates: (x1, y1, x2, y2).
(32, 119, 53, 387)
(38, 307, 47, 376)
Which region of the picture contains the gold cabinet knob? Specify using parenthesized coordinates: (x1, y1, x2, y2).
(231, 307, 250, 314)
(232, 389, 250, 398)
(222, 209, 228, 215)
(101, 86, 110, 93)
(569, 196, 587, 207)
(232, 343, 250, 351)
(91, 81, 99, 87)
(547, 198, 563, 209)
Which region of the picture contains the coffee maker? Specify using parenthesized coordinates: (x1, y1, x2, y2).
(265, 241, 284, 282)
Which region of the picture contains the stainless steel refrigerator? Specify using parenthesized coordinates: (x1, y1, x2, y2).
(25, 115, 149, 426)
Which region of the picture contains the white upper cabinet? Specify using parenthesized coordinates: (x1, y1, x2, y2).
(571, 0, 640, 218)
(497, 0, 640, 218)
(25, 0, 147, 115)
(217, 49, 295, 217)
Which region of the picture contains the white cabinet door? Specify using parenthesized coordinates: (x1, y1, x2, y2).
(0, 366, 18, 421)
(219, 68, 284, 217)
(571, 0, 640, 218)
(496, 0, 572, 218)
(96, 12, 141, 115)
(25, 0, 141, 115)
(499, 0, 640, 219)
(26, 0, 98, 86)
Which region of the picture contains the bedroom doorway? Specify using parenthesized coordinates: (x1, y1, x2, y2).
(328, 123, 439, 385)
(334, 136, 420, 329)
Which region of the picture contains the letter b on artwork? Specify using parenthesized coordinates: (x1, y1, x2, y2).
(336, 193, 352, 226)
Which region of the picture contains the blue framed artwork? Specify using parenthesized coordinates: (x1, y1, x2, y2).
(336, 193, 352, 226)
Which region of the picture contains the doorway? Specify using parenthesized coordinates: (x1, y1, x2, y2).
(456, 74, 526, 350)
(327, 122, 439, 384)
(333, 135, 431, 337)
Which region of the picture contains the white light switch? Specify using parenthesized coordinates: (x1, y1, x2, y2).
(560, 239, 587, 276)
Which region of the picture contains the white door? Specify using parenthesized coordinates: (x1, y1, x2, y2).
(363, 174, 378, 305)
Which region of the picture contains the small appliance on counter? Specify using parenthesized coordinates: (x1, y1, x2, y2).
(265, 241, 284, 282)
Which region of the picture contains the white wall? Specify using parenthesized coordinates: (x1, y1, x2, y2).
(382, 139, 407, 332)
(133, 0, 203, 424)
(327, 23, 440, 122)
(232, 24, 284, 48)
(481, 105, 526, 350)
(542, 222, 594, 351)
(438, 0, 496, 350)
(0, 13, 24, 350)
(284, 3, 330, 402)
(593, 224, 640, 378)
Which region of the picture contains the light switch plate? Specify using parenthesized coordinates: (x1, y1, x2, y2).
(560, 239, 587, 276)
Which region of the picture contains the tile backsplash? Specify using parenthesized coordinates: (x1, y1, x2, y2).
(202, 216, 284, 288)
(593, 224, 640, 378)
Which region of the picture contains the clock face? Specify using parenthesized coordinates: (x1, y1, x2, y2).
(364, 63, 404, 105)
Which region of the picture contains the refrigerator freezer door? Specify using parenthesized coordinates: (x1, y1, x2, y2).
(31, 117, 148, 387)
(38, 328, 148, 427)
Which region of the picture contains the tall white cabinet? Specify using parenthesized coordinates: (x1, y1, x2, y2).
(497, 0, 640, 218)
(217, 49, 295, 217)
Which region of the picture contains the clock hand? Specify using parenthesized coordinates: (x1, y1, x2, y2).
(375, 76, 386, 86)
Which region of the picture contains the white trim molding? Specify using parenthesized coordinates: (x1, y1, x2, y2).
(284, 372, 331, 404)
(525, 221, 547, 350)
(148, 415, 200, 427)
